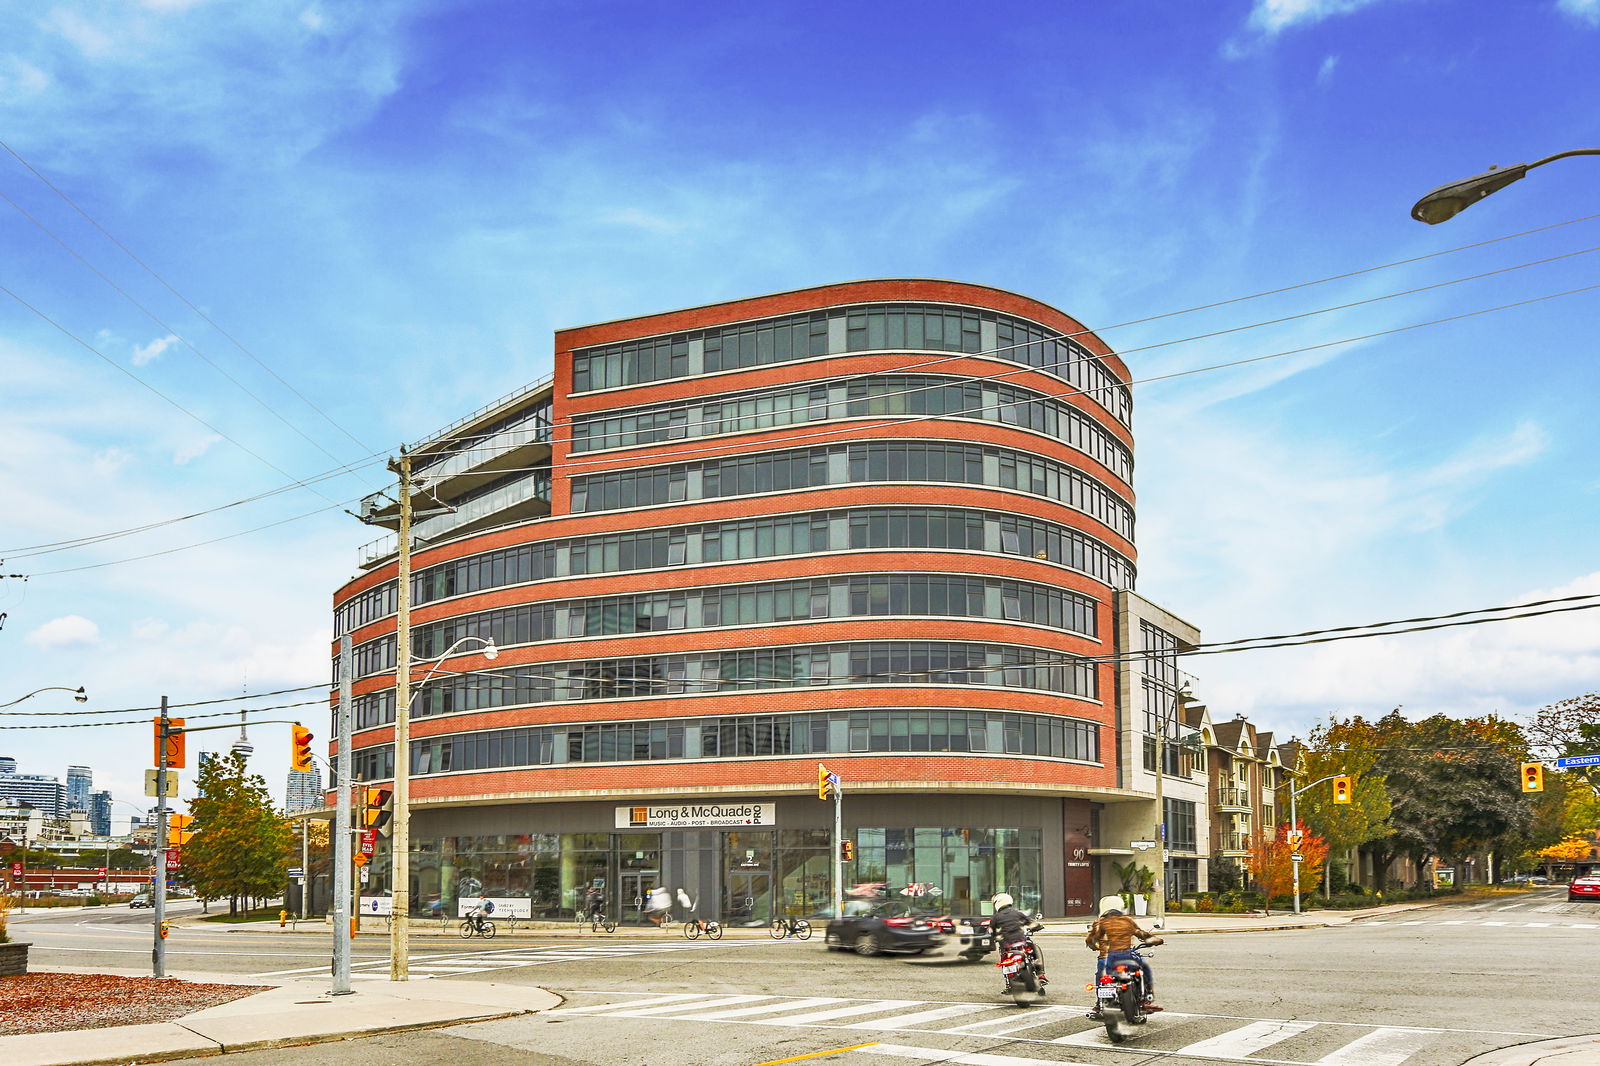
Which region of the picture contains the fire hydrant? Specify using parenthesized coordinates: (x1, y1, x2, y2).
(279, 909, 288, 928)
(159, 920, 170, 939)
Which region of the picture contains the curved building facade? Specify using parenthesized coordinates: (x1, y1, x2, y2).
(333, 279, 1156, 922)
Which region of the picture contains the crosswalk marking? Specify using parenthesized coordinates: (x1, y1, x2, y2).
(577, 994, 765, 1017)
(694, 998, 842, 1019)
(861, 1046, 1050, 1066)
(941, 1005, 1082, 1034)
(1317, 1027, 1438, 1066)
(854, 1004, 1006, 1030)
(563, 993, 703, 1013)
(758, 1000, 922, 1025)
(1173, 1019, 1318, 1057)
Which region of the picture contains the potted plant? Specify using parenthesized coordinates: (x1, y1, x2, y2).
(1132, 866, 1155, 916)
(0, 892, 28, 976)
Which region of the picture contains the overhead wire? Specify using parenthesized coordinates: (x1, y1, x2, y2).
(0, 698, 327, 730)
(9, 213, 1599, 571)
(0, 137, 376, 455)
(0, 684, 329, 716)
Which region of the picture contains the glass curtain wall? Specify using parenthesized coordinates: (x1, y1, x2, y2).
(852, 827, 1042, 916)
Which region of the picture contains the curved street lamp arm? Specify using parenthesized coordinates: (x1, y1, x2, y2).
(1412, 148, 1600, 223)
(0, 685, 87, 708)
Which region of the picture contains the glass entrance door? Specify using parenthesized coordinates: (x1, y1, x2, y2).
(725, 870, 770, 925)
(619, 870, 659, 925)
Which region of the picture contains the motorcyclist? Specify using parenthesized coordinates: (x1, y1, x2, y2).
(990, 892, 1047, 986)
(1084, 903, 1162, 1014)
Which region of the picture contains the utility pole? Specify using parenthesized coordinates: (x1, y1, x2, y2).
(388, 448, 414, 981)
(153, 698, 170, 978)
(332, 633, 354, 994)
(833, 775, 843, 920)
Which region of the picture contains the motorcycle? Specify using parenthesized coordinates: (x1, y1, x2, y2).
(1091, 940, 1162, 1043)
(996, 925, 1047, 1006)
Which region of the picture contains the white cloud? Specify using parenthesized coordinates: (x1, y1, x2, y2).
(172, 433, 223, 466)
(27, 614, 102, 649)
(1317, 55, 1340, 85)
(131, 333, 177, 366)
(1557, 0, 1600, 25)
(1248, 0, 1389, 34)
(298, 6, 325, 30)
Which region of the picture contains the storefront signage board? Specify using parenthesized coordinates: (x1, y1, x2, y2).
(616, 802, 775, 828)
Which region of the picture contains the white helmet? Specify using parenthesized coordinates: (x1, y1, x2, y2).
(992, 892, 1014, 909)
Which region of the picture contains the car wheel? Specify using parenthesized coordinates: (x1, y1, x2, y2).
(854, 932, 881, 957)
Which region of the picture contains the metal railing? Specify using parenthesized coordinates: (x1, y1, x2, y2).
(356, 473, 551, 568)
(1215, 787, 1250, 809)
(407, 371, 554, 457)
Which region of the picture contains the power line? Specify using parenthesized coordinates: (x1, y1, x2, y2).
(12, 215, 1596, 569)
(0, 698, 326, 730)
(0, 137, 375, 455)
(0, 684, 329, 717)
(0, 187, 377, 497)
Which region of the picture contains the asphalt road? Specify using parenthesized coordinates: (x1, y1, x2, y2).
(17, 889, 1600, 1066)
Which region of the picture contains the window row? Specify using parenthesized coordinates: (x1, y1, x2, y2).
(569, 441, 1134, 541)
(342, 572, 1100, 679)
(343, 640, 1099, 729)
(344, 708, 1102, 781)
(335, 506, 1136, 636)
(570, 302, 1131, 427)
(571, 375, 1132, 484)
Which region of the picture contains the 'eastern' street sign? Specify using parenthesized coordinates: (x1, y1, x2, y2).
(1555, 754, 1600, 769)
(1130, 840, 1156, 850)
(287, 866, 304, 877)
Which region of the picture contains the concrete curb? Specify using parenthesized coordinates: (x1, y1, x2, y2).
(0, 977, 557, 1066)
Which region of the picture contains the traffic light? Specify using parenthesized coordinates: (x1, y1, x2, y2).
(841, 840, 855, 861)
(152, 717, 187, 769)
(363, 786, 393, 834)
(818, 763, 834, 800)
(1331, 775, 1353, 804)
(290, 724, 314, 773)
(168, 814, 195, 846)
(1520, 762, 1545, 793)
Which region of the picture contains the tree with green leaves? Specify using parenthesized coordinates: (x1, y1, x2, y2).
(1350, 711, 1534, 890)
(181, 752, 292, 915)
(1296, 721, 1394, 894)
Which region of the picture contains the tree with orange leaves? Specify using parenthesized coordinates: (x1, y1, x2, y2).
(1245, 822, 1330, 915)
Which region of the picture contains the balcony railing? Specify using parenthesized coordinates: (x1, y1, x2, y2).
(357, 471, 551, 568)
(1219, 833, 1252, 853)
(1215, 787, 1251, 809)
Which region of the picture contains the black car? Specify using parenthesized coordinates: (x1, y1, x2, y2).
(825, 901, 946, 956)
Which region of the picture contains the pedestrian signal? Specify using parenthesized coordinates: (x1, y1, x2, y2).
(1331, 775, 1353, 804)
(1520, 762, 1544, 793)
(841, 840, 855, 861)
(290, 724, 314, 773)
(363, 787, 393, 834)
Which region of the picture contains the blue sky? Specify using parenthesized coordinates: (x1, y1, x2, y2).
(2, 0, 1598, 821)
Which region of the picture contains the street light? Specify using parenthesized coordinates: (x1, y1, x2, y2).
(1411, 148, 1600, 223)
(0, 685, 87, 708)
(388, 634, 498, 980)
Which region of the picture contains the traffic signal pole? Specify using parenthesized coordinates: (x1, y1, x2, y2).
(833, 777, 843, 920)
(1287, 772, 1350, 915)
(332, 633, 353, 994)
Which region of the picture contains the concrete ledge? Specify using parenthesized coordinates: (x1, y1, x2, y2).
(1461, 1034, 1600, 1066)
(0, 1022, 221, 1066)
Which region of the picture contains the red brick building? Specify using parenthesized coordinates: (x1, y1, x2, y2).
(335, 280, 1158, 923)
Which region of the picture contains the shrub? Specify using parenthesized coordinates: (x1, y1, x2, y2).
(0, 892, 14, 943)
(1197, 896, 1215, 913)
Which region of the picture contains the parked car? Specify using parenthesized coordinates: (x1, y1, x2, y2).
(825, 900, 946, 956)
(1567, 875, 1600, 903)
(129, 893, 153, 908)
(1502, 874, 1552, 885)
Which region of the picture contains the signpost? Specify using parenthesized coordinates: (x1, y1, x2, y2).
(1555, 754, 1600, 769)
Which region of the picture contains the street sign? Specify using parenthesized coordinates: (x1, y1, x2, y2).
(1291, 854, 1305, 863)
(143, 768, 178, 798)
(360, 829, 377, 856)
(98, 866, 107, 876)
(1555, 754, 1600, 769)
(359, 865, 370, 884)
(352, 852, 368, 867)
(9, 861, 21, 880)
(287, 866, 304, 877)
(165, 851, 181, 870)
(1129, 840, 1156, 851)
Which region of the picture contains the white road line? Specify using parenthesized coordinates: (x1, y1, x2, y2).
(1174, 1019, 1318, 1058)
(592, 995, 771, 1017)
(861, 1045, 1054, 1066)
(1316, 1026, 1438, 1066)
(1482, 921, 1509, 926)
(1574, 924, 1598, 929)
(941, 1005, 1083, 1034)
(1398, 920, 1426, 926)
(1439, 920, 1469, 925)
(850, 1004, 1006, 1030)
(769, 1000, 923, 1024)
(562, 993, 703, 1014)
(1524, 923, 1552, 927)
(692, 998, 842, 1019)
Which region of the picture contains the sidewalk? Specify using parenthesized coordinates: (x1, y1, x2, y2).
(0, 971, 558, 1066)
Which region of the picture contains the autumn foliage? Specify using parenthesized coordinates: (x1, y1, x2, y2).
(1245, 822, 1329, 914)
